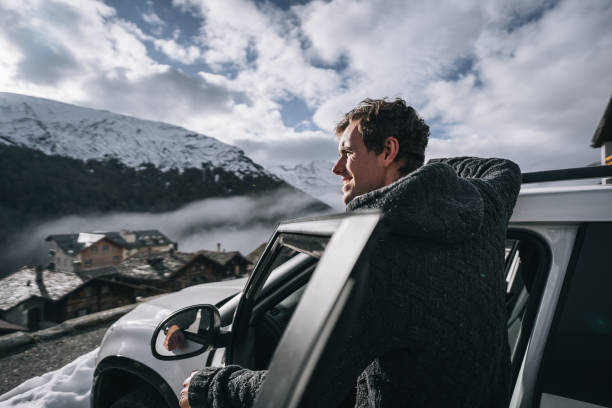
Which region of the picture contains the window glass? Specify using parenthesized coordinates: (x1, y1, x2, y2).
(251, 253, 317, 370)
(234, 233, 327, 369)
(504, 234, 548, 375)
(539, 223, 612, 407)
(91, 246, 98, 253)
(505, 239, 518, 262)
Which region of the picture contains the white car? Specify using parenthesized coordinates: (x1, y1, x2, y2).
(92, 165, 612, 408)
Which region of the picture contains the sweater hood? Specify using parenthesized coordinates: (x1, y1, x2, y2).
(346, 162, 484, 244)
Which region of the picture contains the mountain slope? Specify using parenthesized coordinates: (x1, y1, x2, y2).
(0, 92, 274, 179)
(269, 160, 343, 210)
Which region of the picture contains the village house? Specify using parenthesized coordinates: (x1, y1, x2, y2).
(0, 246, 252, 333)
(108, 248, 251, 295)
(45, 229, 175, 273)
(0, 265, 133, 332)
(196, 248, 251, 278)
(245, 243, 267, 273)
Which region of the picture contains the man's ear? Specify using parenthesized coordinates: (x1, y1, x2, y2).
(382, 136, 400, 167)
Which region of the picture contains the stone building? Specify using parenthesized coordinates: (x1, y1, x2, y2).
(45, 229, 176, 273)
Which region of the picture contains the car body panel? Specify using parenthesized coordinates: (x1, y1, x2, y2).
(95, 278, 245, 396)
(512, 186, 612, 223)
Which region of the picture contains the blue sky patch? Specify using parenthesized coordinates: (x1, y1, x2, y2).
(280, 96, 317, 129)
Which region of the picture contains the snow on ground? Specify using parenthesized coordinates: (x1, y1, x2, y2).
(0, 348, 97, 408)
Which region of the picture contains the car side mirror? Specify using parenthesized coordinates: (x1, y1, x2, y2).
(151, 304, 228, 360)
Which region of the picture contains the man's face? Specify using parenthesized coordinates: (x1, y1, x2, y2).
(332, 120, 386, 205)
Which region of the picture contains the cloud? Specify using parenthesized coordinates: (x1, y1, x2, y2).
(421, 0, 612, 170)
(298, 0, 484, 128)
(0, 189, 330, 277)
(119, 17, 204, 65)
(236, 136, 337, 166)
(0, 0, 234, 142)
(0, 2, 81, 85)
(298, 0, 611, 170)
(0, 0, 165, 102)
(80, 67, 234, 125)
(174, 0, 343, 116)
(143, 10, 165, 28)
(152, 38, 203, 64)
(142, 1, 166, 36)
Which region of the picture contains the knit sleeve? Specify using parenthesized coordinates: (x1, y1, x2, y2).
(188, 365, 267, 408)
(428, 157, 521, 220)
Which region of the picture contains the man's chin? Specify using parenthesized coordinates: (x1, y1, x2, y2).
(342, 192, 355, 205)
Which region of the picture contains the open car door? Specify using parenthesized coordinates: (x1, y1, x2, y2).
(253, 210, 384, 408)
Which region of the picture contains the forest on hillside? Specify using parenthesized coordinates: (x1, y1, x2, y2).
(0, 144, 332, 276)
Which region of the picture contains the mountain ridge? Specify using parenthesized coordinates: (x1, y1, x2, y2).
(0, 92, 277, 179)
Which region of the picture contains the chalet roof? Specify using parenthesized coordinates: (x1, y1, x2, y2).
(591, 94, 612, 147)
(44, 233, 97, 255)
(78, 266, 118, 279)
(105, 230, 174, 249)
(114, 251, 194, 281)
(0, 266, 87, 312)
(245, 243, 267, 266)
(45, 229, 173, 255)
(196, 250, 249, 266)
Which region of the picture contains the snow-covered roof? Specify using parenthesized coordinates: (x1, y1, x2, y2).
(45, 229, 173, 255)
(114, 251, 195, 281)
(0, 267, 87, 311)
(196, 250, 249, 267)
(76, 233, 105, 247)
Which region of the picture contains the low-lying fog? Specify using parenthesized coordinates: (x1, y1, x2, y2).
(1, 189, 333, 276)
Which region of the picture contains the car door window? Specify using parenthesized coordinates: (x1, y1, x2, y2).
(538, 223, 612, 408)
(228, 232, 329, 368)
(504, 231, 551, 388)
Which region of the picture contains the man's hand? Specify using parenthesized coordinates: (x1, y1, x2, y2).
(163, 324, 186, 351)
(179, 371, 198, 408)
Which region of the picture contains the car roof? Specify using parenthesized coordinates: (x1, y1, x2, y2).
(511, 184, 612, 223)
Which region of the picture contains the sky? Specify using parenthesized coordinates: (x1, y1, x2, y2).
(0, 0, 611, 171)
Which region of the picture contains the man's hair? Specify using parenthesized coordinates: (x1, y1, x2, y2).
(335, 98, 429, 175)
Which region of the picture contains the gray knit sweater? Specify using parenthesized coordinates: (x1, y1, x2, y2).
(188, 157, 521, 408)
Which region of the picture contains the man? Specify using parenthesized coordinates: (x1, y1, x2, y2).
(180, 98, 521, 407)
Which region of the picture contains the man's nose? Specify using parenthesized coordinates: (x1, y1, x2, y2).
(332, 157, 345, 175)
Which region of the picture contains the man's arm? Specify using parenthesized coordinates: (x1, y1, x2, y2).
(185, 366, 267, 408)
(164, 309, 199, 351)
(428, 157, 521, 220)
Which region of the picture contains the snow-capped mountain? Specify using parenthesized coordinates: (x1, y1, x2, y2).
(269, 160, 343, 210)
(0, 92, 276, 180)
